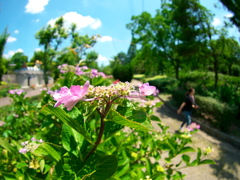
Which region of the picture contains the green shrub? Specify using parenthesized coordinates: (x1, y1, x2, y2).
(113, 64, 133, 82)
(232, 65, 240, 76)
(179, 71, 240, 106)
(195, 95, 238, 132)
(148, 77, 178, 93)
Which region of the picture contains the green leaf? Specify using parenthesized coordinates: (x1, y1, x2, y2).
(190, 159, 198, 166)
(103, 121, 124, 140)
(40, 159, 45, 173)
(178, 146, 195, 154)
(32, 143, 62, 162)
(110, 109, 155, 132)
(182, 154, 190, 165)
(197, 148, 202, 161)
(0, 138, 16, 154)
(113, 161, 130, 178)
(199, 159, 216, 165)
(16, 162, 27, 169)
(2, 172, 16, 180)
(41, 105, 92, 144)
(116, 106, 147, 123)
(62, 124, 84, 156)
(86, 155, 118, 180)
(150, 115, 161, 122)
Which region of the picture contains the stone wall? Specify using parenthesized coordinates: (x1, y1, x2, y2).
(2, 74, 16, 84)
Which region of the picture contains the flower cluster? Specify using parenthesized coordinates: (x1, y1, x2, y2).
(8, 89, 24, 95)
(0, 121, 6, 126)
(203, 146, 214, 155)
(52, 81, 157, 111)
(57, 64, 106, 78)
(19, 137, 44, 154)
(187, 122, 200, 131)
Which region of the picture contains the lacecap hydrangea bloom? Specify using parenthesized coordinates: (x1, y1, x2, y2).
(8, 89, 24, 95)
(52, 81, 157, 111)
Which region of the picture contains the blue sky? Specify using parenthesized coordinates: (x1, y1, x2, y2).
(1, 0, 239, 66)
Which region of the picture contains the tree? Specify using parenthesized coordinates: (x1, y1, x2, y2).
(10, 52, 28, 70)
(219, 0, 240, 29)
(0, 28, 9, 84)
(85, 51, 98, 68)
(69, 24, 97, 62)
(35, 17, 68, 86)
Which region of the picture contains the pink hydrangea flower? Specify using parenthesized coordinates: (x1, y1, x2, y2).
(8, 90, 15, 94)
(139, 83, 156, 96)
(0, 121, 6, 126)
(53, 81, 91, 111)
(98, 72, 106, 78)
(8, 89, 24, 95)
(188, 123, 201, 131)
(91, 69, 99, 78)
(19, 148, 28, 154)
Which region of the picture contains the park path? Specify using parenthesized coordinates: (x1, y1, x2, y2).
(0, 87, 43, 107)
(131, 79, 240, 180)
(1, 80, 240, 179)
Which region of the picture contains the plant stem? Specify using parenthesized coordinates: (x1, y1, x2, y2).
(83, 115, 105, 162)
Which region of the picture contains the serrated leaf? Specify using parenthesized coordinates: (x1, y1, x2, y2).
(116, 106, 147, 123)
(110, 109, 155, 132)
(32, 143, 62, 162)
(41, 105, 92, 144)
(103, 121, 124, 140)
(86, 155, 118, 180)
(199, 159, 216, 165)
(62, 124, 84, 156)
(178, 146, 195, 154)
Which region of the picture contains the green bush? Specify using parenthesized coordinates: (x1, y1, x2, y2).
(232, 65, 240, 76)
(113, 64, 133, 82)
(179, 71, 240, 106)
(195, 95, 238, 132)
(148, 77, 179, 93)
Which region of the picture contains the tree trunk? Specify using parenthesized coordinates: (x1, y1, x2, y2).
(213, 54, 218, 88)
(175, 59, 180, 80)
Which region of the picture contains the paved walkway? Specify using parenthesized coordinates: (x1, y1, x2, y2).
(0, 87, 42, 107)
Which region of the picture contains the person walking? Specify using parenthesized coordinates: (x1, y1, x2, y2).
(177, 87, 199, 130)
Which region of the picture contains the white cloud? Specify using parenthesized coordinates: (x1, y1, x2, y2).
(97, 36, 113, 42)
(36, 19, 40, 22)
(25, 0, 49, 14)
(225, 13, 233, 18)
(48, 12, 102, 30)
(96, 54, 109, 66)
(212, 18, 221, 26)
(14, 30, 19, 34)
(7, 36, 17, 43)
(4, 49, 24, 58)
(35, 48, 42, 52)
